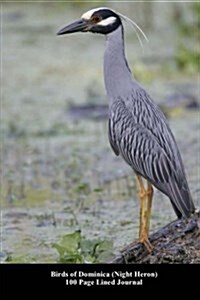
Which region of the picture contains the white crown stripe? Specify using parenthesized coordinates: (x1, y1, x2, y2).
(81, 7, 108, 20)
(80, 7, 148, 50)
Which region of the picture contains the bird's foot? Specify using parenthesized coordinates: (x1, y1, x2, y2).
(140, 237, 153, 253)
(121, 238, 153, 253)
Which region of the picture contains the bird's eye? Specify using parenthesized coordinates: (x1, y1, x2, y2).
(91, 16, 101, 24)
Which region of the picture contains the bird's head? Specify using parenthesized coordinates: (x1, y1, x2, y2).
(57, 7, 122, 36)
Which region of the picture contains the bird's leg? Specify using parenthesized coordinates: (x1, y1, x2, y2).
(136, 176, 153, 252)
(146, 182, 153, 238)
(136, 175, 146, 238)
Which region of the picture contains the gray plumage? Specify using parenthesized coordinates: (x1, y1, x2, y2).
(57, 7, 195, 219)
(105, 25, 195, 218)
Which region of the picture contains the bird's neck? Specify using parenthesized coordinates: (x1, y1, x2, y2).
(104, 25, 133, 101)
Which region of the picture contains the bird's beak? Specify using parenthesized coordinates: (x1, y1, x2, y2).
(57, 19, 90, 35)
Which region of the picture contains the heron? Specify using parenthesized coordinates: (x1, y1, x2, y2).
(57, 7, 195, 251)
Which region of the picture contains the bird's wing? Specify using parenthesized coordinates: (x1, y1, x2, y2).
(108, 117, 120, 156)
(117, 124, 194, 217)
(109, 99, 175, 186)
(130, 88, 177, 166)
(108, 91, 195, 218)
(131, 88, 194, 201)
(117, 123, 173, 184)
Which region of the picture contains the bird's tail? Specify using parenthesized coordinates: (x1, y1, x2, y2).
(168, 178, 195, 219)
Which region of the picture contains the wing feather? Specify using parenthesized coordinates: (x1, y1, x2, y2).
(108, 90, 195, 218)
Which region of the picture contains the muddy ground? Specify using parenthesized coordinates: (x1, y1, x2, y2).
(1, 3, 199, 263)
